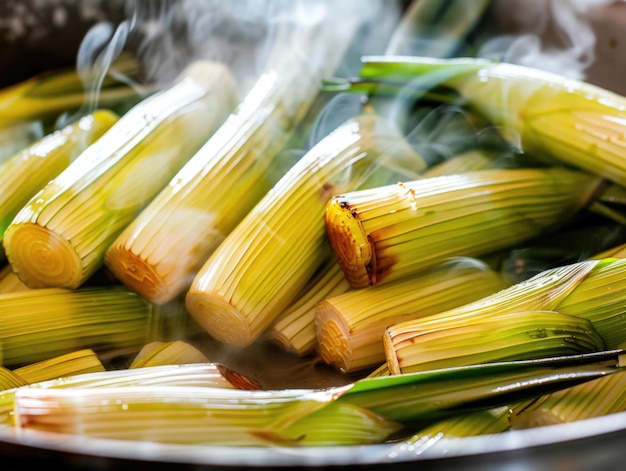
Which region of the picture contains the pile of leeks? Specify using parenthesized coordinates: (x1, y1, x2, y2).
(3, 0, 626, 451)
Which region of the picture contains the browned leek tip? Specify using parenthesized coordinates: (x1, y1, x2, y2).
(216, 364, 262, 390)
(3, 223, 82, 289)
(324, 197, 373, 289)
(104, 248, 168, 304)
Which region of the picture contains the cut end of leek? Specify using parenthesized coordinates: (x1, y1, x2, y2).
(315, 302, 353, 372)
(324, 197, 372, 289)
(104, 247, 169, 305)
(3, 223, 82, 289)
(185, 291, 253, 347)
(315, 257, 511, 374)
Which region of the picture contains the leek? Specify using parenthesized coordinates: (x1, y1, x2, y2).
(10, 351, 620, 445)
(186, 114, 425, 347)
(351, 55, 626, 187)
(0, 110, 118, 261)
(383, 258, 626, 374)
(325, 167, 601, 288)
(104, 10, 365, 306)
(3, 60, 237, 289)
(316, 256, 509, 373)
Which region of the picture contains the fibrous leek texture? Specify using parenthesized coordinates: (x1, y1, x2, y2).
(3, 61, 236, 289)
(509, 368, 626, 428)
(10, 352, 620, 446)
(325, 167, 602, 289)
(267, 147, 502, 358)
(0, 367, 26, 391)
(0, 362, 262, 426)
(268, 260, 351, 357)
(354, 56, 626, 187)
(315, 257, 509, 373)
(0, 286, 153, 368)
(14, 362, 261, 391)
(396, 406, 511, 450)
(384, 258, 626, 375)
(0, 110, 118, 261)
(104, 12, 364, 306)
(1, 349, 104, 426)
(186, 114, 426, 347)
(384, 310, 605, 375)
(12, 349, 105, 384)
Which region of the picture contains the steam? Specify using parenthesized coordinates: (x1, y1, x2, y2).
(480, 0, 615, 81)
(75, 0, 401, 100)
(68, 0, 403, 376)
(76, 20, 135, 111)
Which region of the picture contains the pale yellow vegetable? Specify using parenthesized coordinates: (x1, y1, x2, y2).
(3, 61, 236, 289)
(186, 114, 425, 347)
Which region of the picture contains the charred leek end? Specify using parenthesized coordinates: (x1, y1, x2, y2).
(0, 286, 154, 368)
(3, 61, 237, 290)
(0, 53, 147, 128)
(129, 340, 209, 368)
(0, 109, 118, 260)
(268, 260, 352, 357)
(355, 55, 626, 188)
(0, 265, 30, 294)
(316, 257, 509, 373)
(325, 167, 602, 289)
(186, 114, 426, 347)
(383, 310, 605, 375)
(509, 368, 626, 429)
(12, 349, 105, 384)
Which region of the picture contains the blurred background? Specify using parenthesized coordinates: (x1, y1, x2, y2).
(1, 0, 625, 93)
